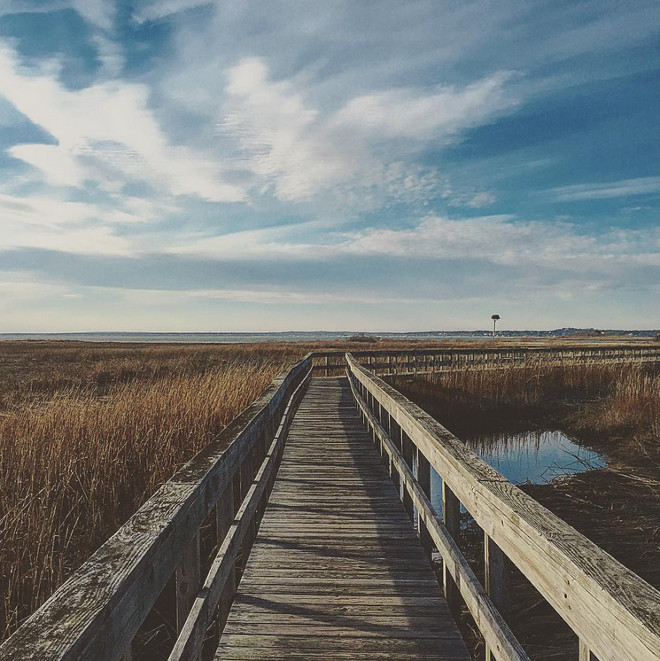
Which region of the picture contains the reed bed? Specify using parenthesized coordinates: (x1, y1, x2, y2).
(394, 359, 659, 661)
(393, 360, 659, 443)
(0, 342, 304, 640)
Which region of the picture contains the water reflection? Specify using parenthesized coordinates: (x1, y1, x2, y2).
(428, 429, 606, 514)
(466, 429, 606, 485)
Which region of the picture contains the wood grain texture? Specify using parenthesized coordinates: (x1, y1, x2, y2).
(0, 355, 313, 661)
(349, 376, 530, 661)
(347, 353, 660, 661)
(217, 377, 470, 661)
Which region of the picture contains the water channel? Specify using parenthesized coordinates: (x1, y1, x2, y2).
(428, 429, 606, 515)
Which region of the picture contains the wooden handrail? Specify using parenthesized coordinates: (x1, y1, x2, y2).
(313, 344, 660, 358)
(168, 369, 311, 660)
(311, 345, 660, 376)
(0, 354, 313, 661)
(347, 371, 530, 661)
(345, 352, 660, 661)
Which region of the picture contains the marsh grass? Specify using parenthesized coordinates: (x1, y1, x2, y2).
(0, 341, 305, 639)
(393, 360, 659, 445)
(395, 359, 659, 661)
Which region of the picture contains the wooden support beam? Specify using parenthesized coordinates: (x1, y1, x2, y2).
(442, 481, 461, 620)
(485, 534, 511, 661)
(176, 533, 201, 635)
(579, 640, 593, 661)
(402, 432, 415, 521)
(216, 484, 236, 635)
(391, 420, 402, 492)
(416, 448, 434, 559)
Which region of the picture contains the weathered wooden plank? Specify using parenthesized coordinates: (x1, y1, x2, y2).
(347, 353, 660, 661)
(218, 377, 470, 660)
(218, 633, 469, 654)
(0, 355, 313, 661)
(216, 648, 466, 660)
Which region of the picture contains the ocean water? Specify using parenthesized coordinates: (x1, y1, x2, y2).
(0, 331, 492, 344)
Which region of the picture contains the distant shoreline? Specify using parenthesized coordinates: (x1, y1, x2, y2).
(0, 329, 657, 344)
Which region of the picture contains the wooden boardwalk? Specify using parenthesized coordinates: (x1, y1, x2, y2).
(217, 377, 470, 660)
(3, 350, 659, 661)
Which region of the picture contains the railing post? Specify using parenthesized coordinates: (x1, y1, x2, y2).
(579, 640, 593, 660)
(176, 533, 201, 635)
(240, 449, 257, 557)
(325, 355, 329, 377)
(389, 419, 400, 493)
(416, 448, 433, 559)
(484, 533, 510, 661)
(401, 430, 414, 521)
(442, 481, 461, 619)
(216, 483, 236, 634)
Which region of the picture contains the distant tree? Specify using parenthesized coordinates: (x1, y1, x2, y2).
(491, 314, 500, 338)
(347, 334, 380, 344)
(655, 332, 660, 342)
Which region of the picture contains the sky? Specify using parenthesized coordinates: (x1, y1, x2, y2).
(0, 0, 658, 332)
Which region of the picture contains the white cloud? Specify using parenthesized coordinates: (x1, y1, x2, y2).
(220, 58, 516, 204)
(553, 176, 660, 201)
(333, 72, 515, 141)
(121, 286, 423, 307)
(343, 214, 660, 271)
(133, 0, 213, 23)
(0, 191, 173, 255)
(449, 191, 497, 209)
(165, 213, 660, 280)
(0, 276, 77, 304)
(0, 45, 244, 202)
(70, 0, 114, 30)
(220, 58, 367, 202)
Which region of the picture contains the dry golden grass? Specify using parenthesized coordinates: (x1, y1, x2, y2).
(1, 340, 655, 644)
(394, 360, 659, 444)
(395, 359, 659, 661)
(0, 341, 305, 640)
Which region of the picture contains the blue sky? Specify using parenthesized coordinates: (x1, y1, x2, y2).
(0, 0, 658, 331)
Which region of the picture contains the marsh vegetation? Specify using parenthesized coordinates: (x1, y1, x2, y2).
(392, 360, 659, 660)
(0, 341, 308, 640)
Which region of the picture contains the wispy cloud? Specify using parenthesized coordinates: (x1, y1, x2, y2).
(0, 45, 244, 202)
(165, 213, 660, 280)
(219, 58, 516, 204)
(343, 214, 660, 270)
(0, 190, 176, 255)
(553, 176, 660, 201)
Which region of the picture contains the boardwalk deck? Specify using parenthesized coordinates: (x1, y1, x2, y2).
(217, 377, 470, 660)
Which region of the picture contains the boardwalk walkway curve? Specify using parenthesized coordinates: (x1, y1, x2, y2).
(1, 346, 659, 661)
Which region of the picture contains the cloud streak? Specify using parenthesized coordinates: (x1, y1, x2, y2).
(220, 58, 517, 204)
(553, 176, 660, 201)
(0, 46, 244, 202)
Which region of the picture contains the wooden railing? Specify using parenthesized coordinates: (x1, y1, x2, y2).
(0, 354, 313, 661)
(346, 352, 660, 661)
(314, 344, 660, 375)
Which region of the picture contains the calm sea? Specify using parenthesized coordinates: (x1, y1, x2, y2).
(0, 332, 492, 344)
